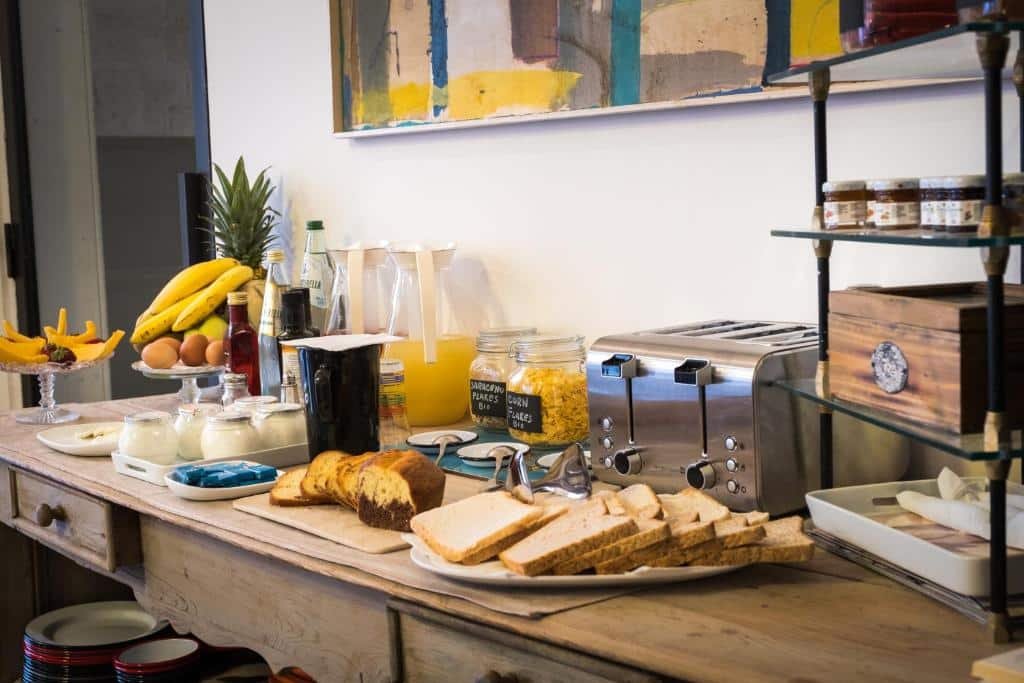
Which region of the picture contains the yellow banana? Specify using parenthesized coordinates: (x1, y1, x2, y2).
(145, 258, 240, 316)
(131, 289, 204, 344)
(172, 265, 253, 332)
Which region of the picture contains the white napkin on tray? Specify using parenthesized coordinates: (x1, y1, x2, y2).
(896, 468, 1024, 550)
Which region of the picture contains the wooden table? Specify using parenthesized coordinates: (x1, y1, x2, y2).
(0, 398, 1012, 682)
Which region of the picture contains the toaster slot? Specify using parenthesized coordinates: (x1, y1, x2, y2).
(674, 359, 712, 458)
(600, 354, 638, 443)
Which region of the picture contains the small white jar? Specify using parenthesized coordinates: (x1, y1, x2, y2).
(232, 395, 279, 412)
(118, 411, 178, 465)
(200, 411, 260, 459)
(174, 404, 221, 461)
(252, 402, 307, 449)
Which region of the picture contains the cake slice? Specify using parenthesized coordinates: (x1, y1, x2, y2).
(616, 484, 663, 519)
(411, 492, 545, 563)
(355, 450, 446, 532)
(270, 468, 333, 507)
(688, 516, 815, 566)
(300, 451, 344, 501)
(327, 452, 375, 508)
(659, 489, 730, 523)
(551, 518, 670, 575)
(460, 505, 569, 565)
(499, 512, 638, 576)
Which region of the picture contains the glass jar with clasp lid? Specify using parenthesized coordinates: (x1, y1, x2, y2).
(469, 327, 537, 431)
(252, 402, 307, 449)
(506, 335, 589, 448)
(230, 394, 278, 416)
(174, 403, 221, 461)
(201, 411, 260, 459)
(119, 411, 179, 465)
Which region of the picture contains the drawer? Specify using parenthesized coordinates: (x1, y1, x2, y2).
(10, 468, 141, 572)
(388, 600, 660, 683)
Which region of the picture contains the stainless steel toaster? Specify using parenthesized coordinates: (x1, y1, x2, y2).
(587, 320, 909, 515)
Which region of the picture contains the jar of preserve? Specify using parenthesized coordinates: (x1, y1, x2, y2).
(1004, 173, 1024, 228)
(919, 177, 946, 230)
(201, 411, 260, 459)
(252, 402, 307, 449)
(944, 175, 985, 233)
(506, 335, 589, 448)
(119, 411, 178, 465)
(174, 403, 220, 461)
(822, 181, 867, 229)
(872, 178, 920, 229)
(469, 326, 537, 430)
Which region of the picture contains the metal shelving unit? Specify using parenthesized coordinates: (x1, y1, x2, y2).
(767, 23, 1022, 643)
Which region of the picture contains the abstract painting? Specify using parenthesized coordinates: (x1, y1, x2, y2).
(330, 0, 772, 134)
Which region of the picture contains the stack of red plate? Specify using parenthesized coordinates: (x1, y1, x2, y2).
(22, 601, 168, 683)
(113, 639, 201, 682)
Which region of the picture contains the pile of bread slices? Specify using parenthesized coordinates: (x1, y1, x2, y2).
(411, 484, 814, 576)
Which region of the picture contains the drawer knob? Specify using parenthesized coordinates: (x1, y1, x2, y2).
(475, 672, 520, 683)
(35, 503, 67, 527)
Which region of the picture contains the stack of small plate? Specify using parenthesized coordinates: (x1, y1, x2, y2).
(113, 638, 201, 682)
(22, 601, 168, 683)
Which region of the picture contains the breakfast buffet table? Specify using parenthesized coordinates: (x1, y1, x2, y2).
(0, 395, 1013, 682)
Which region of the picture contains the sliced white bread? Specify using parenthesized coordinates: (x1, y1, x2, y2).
(551, 519, 670, 575)
(596, 520, 715, 574)
(410, 492, 545, 564)
(460, 504, 569, 566)
(499, 513, 639, 576)
(659, 489, 730, 523)
(733, 510, 770, 526)
(688, 516, 814, 566)
(616, 484, 663, 519)
(593, 490, 628, 516)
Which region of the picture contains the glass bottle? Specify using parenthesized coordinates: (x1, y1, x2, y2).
(277, 288, 317, 403)
(299, 287, 321, 336)
(258, 249, 289, 397)
(221, 372, 250, 408)
(379, 358, 411, 449)
(225, 291, 260, 397)
(299, 220, 332, 334)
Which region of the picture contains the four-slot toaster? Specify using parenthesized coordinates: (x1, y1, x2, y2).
(586, 320, 909, 515)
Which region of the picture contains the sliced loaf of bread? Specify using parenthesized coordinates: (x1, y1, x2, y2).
(411, 492, 545, 563)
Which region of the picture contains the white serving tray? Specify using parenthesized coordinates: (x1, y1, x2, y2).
(112, 443, 308, 486)
(806, 478, 1024, 597)
(402, 533, 743, 588)
(164, 461, 283, 501)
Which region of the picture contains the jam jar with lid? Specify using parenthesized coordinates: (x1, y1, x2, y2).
(944, 175, 985, 232)
(822, 181, 868, 229)
(469, 326, 537, 430)
(506, 335, 589, 448)
(919, 177, 947, 230)
(871, 178, 920, 229)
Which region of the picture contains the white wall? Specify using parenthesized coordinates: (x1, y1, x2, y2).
(205, 0, 1021, 343)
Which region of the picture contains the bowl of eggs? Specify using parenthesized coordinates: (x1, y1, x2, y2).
(132, 334, 226, 403)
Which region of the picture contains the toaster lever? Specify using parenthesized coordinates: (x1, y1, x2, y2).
(675, 358, 712, 459)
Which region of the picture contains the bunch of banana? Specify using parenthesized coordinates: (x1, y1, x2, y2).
(131, 258, 253, 346)
(1, 309, 124, 366)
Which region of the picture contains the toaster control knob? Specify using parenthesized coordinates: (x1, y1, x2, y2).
(724, 436, 740, 452)
(725, 458, 739, 473)
(612, 449, 642, 476)
(601, 436, 615, 450)
(685, 462, 717, 490)
(600, 416, 614, 432)
(726, 479, 739, 494)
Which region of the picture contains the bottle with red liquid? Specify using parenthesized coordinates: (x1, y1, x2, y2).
(225, 291, 260, 396)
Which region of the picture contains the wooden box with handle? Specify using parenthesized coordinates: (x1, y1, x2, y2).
(829, 282, 1024, 433)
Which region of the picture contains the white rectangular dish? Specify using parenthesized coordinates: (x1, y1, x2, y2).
(112, 443, 308, 486)
(806, 478, 1024, 597)
(165, 461, 283, 501)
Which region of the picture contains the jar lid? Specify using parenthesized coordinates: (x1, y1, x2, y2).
(920, 177, 947, 189)
(208, 411, 253, 424)
(868, 178, 919, 190)
(511, 334, 586, 363)
(178, 403, 220, 417)
(821, 180, 865, 193)
(255, 402, 304, 416)
(125, 410, 170, 424)
(234, 395, 278, 407)
(944, 175, 985, 188)
(477, 326, 538, 353)
(223, 373, 248, 386)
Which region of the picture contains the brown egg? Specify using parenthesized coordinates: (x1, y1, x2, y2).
(141, 341, 177, 370)
(179, 334, 209, 367)
(205, 338, 225, 366)
(154, 336, 181, 354)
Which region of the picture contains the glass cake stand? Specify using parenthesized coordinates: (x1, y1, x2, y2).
(131, 361, 225, 404)
(1, 358, 108, 424)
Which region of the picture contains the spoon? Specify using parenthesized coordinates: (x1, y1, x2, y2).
(480, 445, 518, 492)
(431, 433, 463, 465)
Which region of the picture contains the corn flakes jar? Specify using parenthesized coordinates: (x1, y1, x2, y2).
(506, 335, 588, 447)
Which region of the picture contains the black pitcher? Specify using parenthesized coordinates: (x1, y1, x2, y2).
(298, 344, 380, 458)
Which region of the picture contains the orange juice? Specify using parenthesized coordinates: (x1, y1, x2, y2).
(384, 335, 475, 426)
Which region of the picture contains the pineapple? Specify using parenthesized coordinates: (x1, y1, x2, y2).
(203, 157, 280, 323)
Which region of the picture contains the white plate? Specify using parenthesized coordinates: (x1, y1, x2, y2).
(403, 533, 743, 588)
(25, 601, 166, 647)
(131, 360, 224, 378)
(407, 430, 478, 448)
(164, 461, 282, 501)
(537, 449, 592, 470)
(36, 422, 123, 456)
(456, 441, 528, 464)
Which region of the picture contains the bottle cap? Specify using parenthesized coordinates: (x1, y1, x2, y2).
(266, 249, 285, 263)
(306, 220, 324, 230)
(227, 291, 248, 305)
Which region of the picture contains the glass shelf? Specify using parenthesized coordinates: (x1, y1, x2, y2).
(771, 226, 1024, 247)
(768, 22, 1024, 85)
(774, 378, 1023, 460)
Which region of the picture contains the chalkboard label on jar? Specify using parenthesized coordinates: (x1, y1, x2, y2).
(470, 379, 507, 418)
(507, 392, 543, 433)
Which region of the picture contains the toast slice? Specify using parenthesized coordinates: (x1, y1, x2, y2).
(733, 510, 770, 526)
(647, 537, 724, 568)
(500, 512, 638, 576)
(659, 489, 730, 523)
(689, 516, 815, 566)
(595, 519, 715, 574)
(616, 484, 663, 519)
(269, 468, 333, 507)
(551, 518, 670, 575)
(716, 519, 767, 549)
(461, 505, 569, 565)
(593, 490, 628, 516)
(410, 492, 545, 564)
(300, 451, 344, 501)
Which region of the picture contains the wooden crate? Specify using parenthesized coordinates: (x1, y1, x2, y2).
(829, 282, 1024, 433)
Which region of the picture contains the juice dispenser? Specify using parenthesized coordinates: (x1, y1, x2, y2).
(384, 243, 475, 426)
(325, 242, 393, 335)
